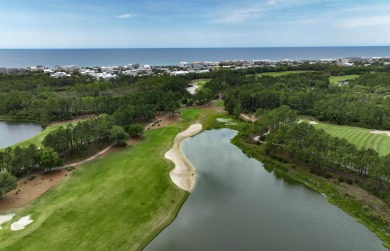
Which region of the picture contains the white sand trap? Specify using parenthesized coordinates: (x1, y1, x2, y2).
(186, 83, 199, 95)
(0, 214, 15, 230)
(309, 121, 319, 125)
(10, 215, 33, 231)
(165, 124, 202, 192)
(216, 118, 232, 123)
(370, 130, 390, 136)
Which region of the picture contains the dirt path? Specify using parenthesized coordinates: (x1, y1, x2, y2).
(0, 114, 177, 211)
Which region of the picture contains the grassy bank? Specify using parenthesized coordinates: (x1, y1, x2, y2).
(0, 108, 220, 251)
(302, 119, 390, 156)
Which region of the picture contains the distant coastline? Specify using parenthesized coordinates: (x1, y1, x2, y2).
(1, 46, 390, 68)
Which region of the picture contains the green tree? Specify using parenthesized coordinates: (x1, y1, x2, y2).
(127, 124, 144, 137)
(109, 126, 129, 146)
(0, 172, 17, 198)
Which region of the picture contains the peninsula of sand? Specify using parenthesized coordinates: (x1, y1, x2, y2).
(165, 123, 202, 192)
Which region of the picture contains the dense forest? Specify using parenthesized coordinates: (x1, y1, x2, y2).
(1, 64, 390, 203)
(207, 66, 390, 203)
(0, 72, 214, 196)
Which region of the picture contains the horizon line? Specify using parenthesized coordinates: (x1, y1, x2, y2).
(1, 45, 390, 50)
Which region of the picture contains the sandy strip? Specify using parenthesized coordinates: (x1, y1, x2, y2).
(309, 121, 319, 125)
(10, 215, 33, 231)
(370, 130, 390, 136)
(165, 124, 202, 192)
(0, 214, 15, 230)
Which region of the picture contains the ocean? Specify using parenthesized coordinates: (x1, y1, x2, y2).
(0, 47, 390, 68)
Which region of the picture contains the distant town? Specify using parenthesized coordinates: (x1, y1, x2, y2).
(1, 56, 390, 80)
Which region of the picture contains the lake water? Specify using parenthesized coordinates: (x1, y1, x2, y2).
(0, 121, 42, 148)
(146, 129, 387, 251)
(1, 47, 390, 68)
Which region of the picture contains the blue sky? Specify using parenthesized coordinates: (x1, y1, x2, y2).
(1, 0, 390, 48)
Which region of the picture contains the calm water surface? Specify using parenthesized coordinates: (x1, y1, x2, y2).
(1, 47, 390, 68)
(0, 121, 42, 148)
(146, 129, 387, 251)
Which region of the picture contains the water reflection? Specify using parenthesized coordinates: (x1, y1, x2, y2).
(146, 129, 387, 251)
(0, 121, 42, 148)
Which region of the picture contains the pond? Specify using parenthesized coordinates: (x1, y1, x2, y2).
(0, 121, 42, 149)
(146, 129, 387, 251)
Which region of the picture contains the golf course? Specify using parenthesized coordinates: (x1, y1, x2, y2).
(304, 119, 390, 156)
(0, 108, 221, 251)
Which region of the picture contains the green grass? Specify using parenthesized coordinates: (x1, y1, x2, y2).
(0, 108, 220, 251)
(329, 75, 359, 85)
(191, 79, 210, 89)
(302, 119, 390, 156)
(256, 70, 311, 77)
(213, 100, 224, 108)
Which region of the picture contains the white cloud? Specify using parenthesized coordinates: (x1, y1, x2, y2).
(215, 5, 264, 24)
(340, 15, 390, 29)
(117, 14, 136, 19)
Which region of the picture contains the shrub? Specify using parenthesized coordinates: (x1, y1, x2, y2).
(65, 166, 75, 171)
(338, 176, 345, 183)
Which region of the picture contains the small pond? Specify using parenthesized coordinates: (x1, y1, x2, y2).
(0, 121, 42, 148)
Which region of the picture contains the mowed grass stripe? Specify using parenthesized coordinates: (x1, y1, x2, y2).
(304, 120, 390, 156)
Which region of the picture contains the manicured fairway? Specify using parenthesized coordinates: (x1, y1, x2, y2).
(191, 79, 210, 88)
(0, 108, 216, 251)
(256, 70, 311, 77)
(329, 75, 359, 85)
(304, 120, 390, 156)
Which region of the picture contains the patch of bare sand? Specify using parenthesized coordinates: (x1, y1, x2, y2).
(370, 130, 390, 136)
(10, 215, 33, 231)
(148, 114, 180, 130)
(0, 169, 75, 211)
(165, 124, 202, 192)
(309, 121, 319, 125)
(0, 214, 15, 230)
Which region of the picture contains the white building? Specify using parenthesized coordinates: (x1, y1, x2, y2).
(50, 72, 71, 78)
(179, 62, 189, 68)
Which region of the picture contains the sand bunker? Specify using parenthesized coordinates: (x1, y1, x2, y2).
(10, 215, 33, 231)
(216, 118, 237, 126)
(0, 214, 15, 230)
(370, 130, 390, 136)
(165, 124, 202, 192)
(309, 121, 319, 125)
